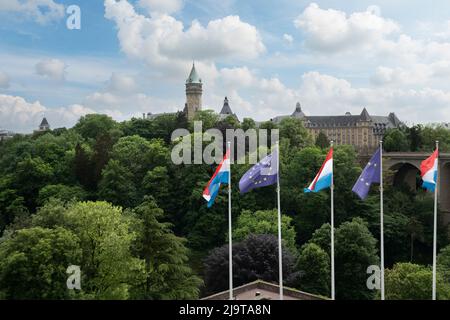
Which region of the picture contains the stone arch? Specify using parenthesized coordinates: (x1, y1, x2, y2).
(389, 162, 422, 191)
(441, 161, 450, 225)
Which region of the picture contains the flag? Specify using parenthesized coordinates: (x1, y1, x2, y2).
(421, 149, 439, 192)
(352, 147, 381, 200)
(239, 146, 278, 194)
(202, 149, 230, 207)
(305, 148, 333, 193)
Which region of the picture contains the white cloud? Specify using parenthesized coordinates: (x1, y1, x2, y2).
(297, 72, 450, 124)
(204, 67, 301, 120)
(35, 58, 66, 81)
(0, 72, 10, 88)
(283, 33, 294, 45)
(138, 0, 183, 14)
(104, 0, 265, 72)
(108, 73, 137, 93)
(0, 0, 64, 24)
(294, 3, 400, 52)
(83, 91, 180, 119)
(220, 67, 255, 88)
(0, 94, 97, 132)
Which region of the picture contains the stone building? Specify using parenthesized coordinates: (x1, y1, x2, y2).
(37, 117, 50, 132)
(202, 280, 326, 300)
(142, 63, 402, 154)
(218, 96, 238, 121)
(0, 129, 14, 141)
(144, 63, 234, 122)
(272, 103, 402, 154)
(184, 63, 203, 120)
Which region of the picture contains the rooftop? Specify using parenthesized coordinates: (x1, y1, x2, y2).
(202, 280, 327, 301)
(186, 63, 202, 84)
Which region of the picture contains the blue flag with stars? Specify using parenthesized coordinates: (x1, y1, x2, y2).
(352, 147, 381, 200)
(239, 147, 278, 194)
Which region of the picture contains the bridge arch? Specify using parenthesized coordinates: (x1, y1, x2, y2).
(441, 161, 450, 225)
(384, 153, 450, 226)
(388, 162, 421, 191)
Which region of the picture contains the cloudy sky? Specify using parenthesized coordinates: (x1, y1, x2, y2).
(2, 0, 450, 132)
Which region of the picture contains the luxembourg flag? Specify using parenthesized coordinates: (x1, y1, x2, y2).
(203, 149, 230, 207)
(420, 149, 439, 192)
(304, 148, 333, 193)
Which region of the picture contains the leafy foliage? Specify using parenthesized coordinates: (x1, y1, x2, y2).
(0, 113, 449, 300)
(203, 234, 299, 296)
(384, 263, 450, 300)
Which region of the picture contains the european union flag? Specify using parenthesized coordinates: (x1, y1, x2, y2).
(239, 147, 278, 194)
(352, 147, 381, 200)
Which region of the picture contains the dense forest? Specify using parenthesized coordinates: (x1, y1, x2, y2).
(1, 111, 450, 300)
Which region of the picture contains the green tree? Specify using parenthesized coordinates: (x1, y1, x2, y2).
(32, 201, 145, 299)
(408, 125, 423, 151)
(315, 131, 330, 149)
(37, 184, 87, 206)
(437, 245, 450, 284)
(420, 126, 450, 152)
(74, 143, 95, 190)
(98, 160, 138, 208)
(128, 198, 202, 299)
(383, 129, 410, 152)
(192, 110, 219, 130)
(111, 136, 168, 182)
(296, 243, 330, 296)
(0, 227, 82, 299)
(278, 117, 313, 149)
(0, 176, 29, 234)
(335, 218, 378, 300)
(92, 133, 115, 186)
(74, 114, 121, 141)
(308, 219, 379, 300)
(385, 263, 450, 300)
(14, 156, 53, 210)
(241, 118, 256, 131)
(203, 234, 299, 295)
(142, 166, 170, 207)
(232, 209, 297, 252)
(63, 201, 143, 299)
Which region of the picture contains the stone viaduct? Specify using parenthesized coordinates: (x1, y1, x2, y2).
(383, 152, 450, 224)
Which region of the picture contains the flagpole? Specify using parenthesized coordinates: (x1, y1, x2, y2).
(432, 140, 439, 300)
(330, 141, 335, 300)
(276, 141, 284, 300)
(380, 141, 385, 300)
(227, 141, 233, 300)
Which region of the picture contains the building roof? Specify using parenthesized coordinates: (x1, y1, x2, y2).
(292, 102, 306, 118)
(220, 97, 233, 115)
(271, 103, 402, 134)
(360, 107, 371, 121)
(40, 117, 49, 127)
(201, 280, 327, 301)
(186, 63, 201, 84)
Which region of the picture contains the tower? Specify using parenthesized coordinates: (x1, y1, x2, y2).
(39, 117, 50, 131)
(185, 63, 202, 120)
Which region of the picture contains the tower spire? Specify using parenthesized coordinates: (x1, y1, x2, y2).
(185, 62, 203, 119)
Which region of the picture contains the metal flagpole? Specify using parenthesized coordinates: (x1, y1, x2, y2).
(380, 141, 385, 300)
(227, 141, 233, 300)
(330, 141, 335, 300)
(432, 140, 439, 300)
(276, 141, 284, 300)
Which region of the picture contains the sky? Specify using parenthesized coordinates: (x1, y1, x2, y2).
(2, 0, 450, 132)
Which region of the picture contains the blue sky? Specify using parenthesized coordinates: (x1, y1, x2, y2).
(2, 0, 450, 132)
